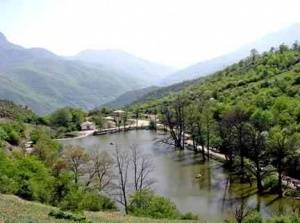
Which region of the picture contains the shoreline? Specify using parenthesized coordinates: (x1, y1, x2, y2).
(57, 125, 299, 194)
(56, 119, 150, 141)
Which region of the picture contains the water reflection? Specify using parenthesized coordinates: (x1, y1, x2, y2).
(62, 130, 300, 223)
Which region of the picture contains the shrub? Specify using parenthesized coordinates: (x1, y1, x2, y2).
(244, 211, 263, 223)
(48, 210, 86, 221)
(14, 155, 55, 202)
(7, 129, 21, 145)
(59, 187, 85, 212)
(180, 212, 199, 220)
(80, 192, 116, 211)
(129, 190, 183, 219)
(263, 174, 279, 192)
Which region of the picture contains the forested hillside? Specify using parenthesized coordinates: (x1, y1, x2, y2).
(134, 44, 300, 113)
(131, 43, 300, 192)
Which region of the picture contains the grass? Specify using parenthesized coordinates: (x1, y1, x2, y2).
(0, 194, 202, 223)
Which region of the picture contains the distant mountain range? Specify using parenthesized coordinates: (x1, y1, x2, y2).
(101, 86, 160, 108)
(161, 23, 300, 85)
(71, 49, 175, 85)
(0, 23, 300, 113)
(0, 33, 174, 114)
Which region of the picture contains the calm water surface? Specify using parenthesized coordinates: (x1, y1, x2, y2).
(62, 130, 299, 222)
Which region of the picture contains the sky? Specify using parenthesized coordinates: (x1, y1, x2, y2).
(1, 0, 300, 68)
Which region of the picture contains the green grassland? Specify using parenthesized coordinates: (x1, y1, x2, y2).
(0, 194, 202, 223)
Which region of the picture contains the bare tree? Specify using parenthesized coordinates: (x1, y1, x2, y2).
(112, 145, 155, 215)
(130, 145, 154, 192)
(85, 151, 114, 192)
(161, 96, 186, 149)
(63, 145, 89, 185)
(233, 198, 252, 223)
(113, 146, 130, 214)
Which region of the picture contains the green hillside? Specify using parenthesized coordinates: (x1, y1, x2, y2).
(0, 99, 37, 122)
(130, 44, 300, 183)
(132, 44, 300, 114)
(0, 33, 174, 114)
(0, 194, 200, 223)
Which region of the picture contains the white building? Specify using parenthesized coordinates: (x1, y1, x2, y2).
(80, 121, 96, 131)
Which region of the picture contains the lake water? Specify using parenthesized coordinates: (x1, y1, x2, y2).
(62, 130, 300, 222)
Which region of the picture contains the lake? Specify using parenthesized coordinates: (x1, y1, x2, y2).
(62, 130, 299, 222)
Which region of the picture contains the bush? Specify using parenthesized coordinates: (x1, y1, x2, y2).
(59, 187, 85, 212)
(80, 192, 116, 211)
(129, 190, 188, 219)
(266, 215, 300, 223)
(180, 212, 199, 220)
(244, 211, 263, 223)
(48, 210, 86, 221)
(263, 174, 279, 192)
(14, 155, 55, 203)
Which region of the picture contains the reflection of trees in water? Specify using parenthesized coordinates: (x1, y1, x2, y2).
(220, 175, 261, 216)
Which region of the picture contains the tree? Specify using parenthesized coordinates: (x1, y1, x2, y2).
(91, 114, 104, 130)
(233, 198, 253, 223)
(223, 106, 250, 182)
(247, 109, 272, 194)
(161, 96, 186, 149)
(134, 108, 140, 129)
(267, 126, 300, 197)
(245, 123, 267, 194)
(85, 151, 113, 192)
(31, 129, 60, 167)
(250, 48, 259, 62)
(113, 146, 130, 214)
(130, 145, 154, 192)
(186, 103, 206, 159)
(63, 146, 89, 185)
(217, 114, 235, 167)
(202, 99, 215, 160)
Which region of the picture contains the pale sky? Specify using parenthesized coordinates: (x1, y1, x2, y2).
(1, 0, 300, 68)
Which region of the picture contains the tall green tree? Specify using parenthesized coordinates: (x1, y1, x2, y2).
(267, 126, 300, 197)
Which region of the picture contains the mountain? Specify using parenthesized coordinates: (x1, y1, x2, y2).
(0, 99, 37, 121)
(0, 33, 173, 114)
(71, 49, 175, 85)
(132, 43, 300, 127)
(101, 86, 160, 108)
(162, 23, 300, 85)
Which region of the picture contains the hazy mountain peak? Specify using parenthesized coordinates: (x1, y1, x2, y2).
(72, 49, 176, 85)
(29, 47, 58, 59)
(162, 23, 300, 85)
(0, 32, 7, 42)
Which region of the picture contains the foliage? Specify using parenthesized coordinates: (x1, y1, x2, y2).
(131, 44, 300, 190)
(0, 100, 38, 123)
(48, 210, 87, 222)
(0, 121, 25, 145)
(31, 128, 61, 166)
(48, 107, 86, 132)
(80, 192, 116, 211)
(128, 190, 197, 220)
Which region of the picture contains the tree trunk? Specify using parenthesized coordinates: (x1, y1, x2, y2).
(278, 161, 283, 197)
(256, 167, 263, 194)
